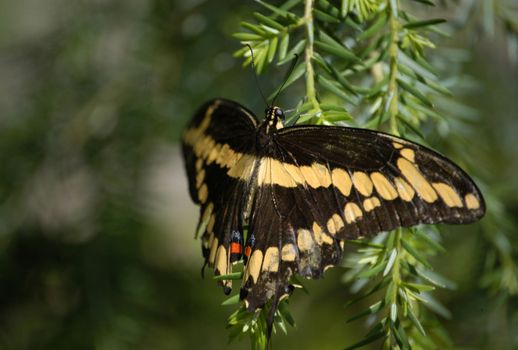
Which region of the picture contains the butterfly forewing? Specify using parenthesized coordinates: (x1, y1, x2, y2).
(275, 125, 485, 231)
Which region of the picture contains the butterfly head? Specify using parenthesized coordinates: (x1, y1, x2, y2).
(264, 106, 285, 132)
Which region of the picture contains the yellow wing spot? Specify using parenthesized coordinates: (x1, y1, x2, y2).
(257, 157, 269, 186)
(198, 184, 208, 203)
(312, 221, 333, 244)
(397, 158, 438, 203)
(215, 245, 228, 275)
(326, 214, 344, 235)
(297, 229, 314, 251)
(281, 243, 297, 261)
(195, 158, 204, 171)
(196, 203, 214, 238)
(197, 135, 215, 160)
(268, 158, 297, 187)
(203, 100, 219, 126)
(363, 197, 381, 212)
(393, 142, 404, 149)
(332, 168, 353, 196)
(300, 165, 321, 189)
(283, 163, 305, 184)
(195, 169, 205, 189)
(394, 177, 415, 202)
(207, 214, 216, 233)
(344, 202, 363, 223)
(312, 163, 332, 187)
(206, 142, 222, 165)
(322, 232, 334, 244)
(207, 232, 215, 246)
(227, 154, 256, 180)
(312, 222, 324, 244)
(183, 101, 219, 147)
(326, 217, 336, 235)
(400, 148, 415, 162)
(247, 250, 263, 283)
(202, 202, 213, 222)
(208, 237, 219, 265)
(198, 116, 211, 134)
(432, 183, 463, 208)
(215, 144, 238, 168)
(182, 104, 215, 145)
(370, 172, 398, 200)
(257, 157, 298, 187)
(262, 247, 280, 273)
(465, 193, 480, 209)
(225, 145, 240, 168)
(352, 171, 374, 196)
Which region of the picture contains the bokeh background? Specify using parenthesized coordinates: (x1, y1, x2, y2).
(1, 1, 517, 349)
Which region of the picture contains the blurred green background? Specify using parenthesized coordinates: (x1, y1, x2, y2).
(0, 1, 517, 349)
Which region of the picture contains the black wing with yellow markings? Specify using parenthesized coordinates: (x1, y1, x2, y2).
(182, 99, 259, 293)
(182, 98, 485, 328)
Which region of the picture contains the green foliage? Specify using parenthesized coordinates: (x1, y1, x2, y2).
(225, 298, 295, 350)
(231, 0, 518, 349)
(457, 0, 518, 62)
(343, 228, 454, 349)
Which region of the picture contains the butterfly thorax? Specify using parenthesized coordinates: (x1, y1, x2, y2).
(257, 106, 285, 148)
(257, 106, 284, 150)
(262, 106, 285, 133)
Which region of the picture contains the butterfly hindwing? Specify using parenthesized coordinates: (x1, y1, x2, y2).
(182, 99, 258, 291)
(241, 180, 344, 311)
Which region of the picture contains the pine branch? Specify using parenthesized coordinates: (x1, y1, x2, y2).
(303, 0, 322, 118)
(387, 0, 400, 135)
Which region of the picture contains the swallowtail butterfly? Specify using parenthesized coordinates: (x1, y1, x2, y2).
(182, 98, 485, 328)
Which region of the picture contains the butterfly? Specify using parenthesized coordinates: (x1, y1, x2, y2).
(181, 98, 485, 330)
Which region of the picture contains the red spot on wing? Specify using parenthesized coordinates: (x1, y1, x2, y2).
(245, 245, 252, 259)
(230, 242, 242, 255)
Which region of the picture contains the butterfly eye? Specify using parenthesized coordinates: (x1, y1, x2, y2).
(275, 108, 284, 118)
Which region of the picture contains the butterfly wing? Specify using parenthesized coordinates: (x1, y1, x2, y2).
(182, 98, 259, 291)
(240, 124, 484, 311)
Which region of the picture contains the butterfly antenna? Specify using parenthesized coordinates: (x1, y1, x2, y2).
(246, 44, 269, 107)
(270, 53, 299, 107)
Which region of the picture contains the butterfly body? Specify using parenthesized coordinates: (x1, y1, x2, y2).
(182, 98, 485, 314)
